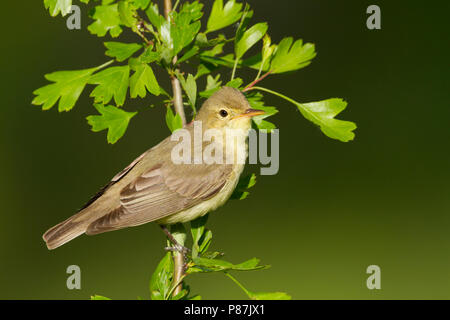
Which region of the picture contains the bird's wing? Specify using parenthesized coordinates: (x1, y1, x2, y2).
(86, 161, 233, 235)
(79, 150, 149, 211)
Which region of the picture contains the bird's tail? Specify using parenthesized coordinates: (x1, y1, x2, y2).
(43, 209, 97, 250)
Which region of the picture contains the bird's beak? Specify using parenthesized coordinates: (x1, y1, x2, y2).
(232, 108, 265, 120)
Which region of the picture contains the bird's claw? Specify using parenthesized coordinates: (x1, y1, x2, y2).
(164, 244, 190, 254)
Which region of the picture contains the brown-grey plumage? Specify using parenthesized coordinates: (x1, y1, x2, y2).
(43, 87, 263, 250)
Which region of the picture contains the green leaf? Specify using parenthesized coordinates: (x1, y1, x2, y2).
(118, 0, 138, 29)
(189, 257, 268, 273)
(202, 42, 225, 58)
(138, 47, 161, 64)
(231, 173, 257, 200)
(90, 295, 112, 300)
(224, 272, 291, 300)
(247, 92, 278, 131)
(104, 42, 143, 62)
(159, 2, 203, 61)
(190, 215, 209, 259)
(177, 46, 199, 65)
(176, 73, 197, 112)
(199, 230, 212, 254)
(195, 33, 227, 49)
(44, 0, 72, 17)
(297, 98, 356, 142)
(89, 66, 130, 106)
(150, 252, 174, 300)
(145, 2, 164, 30)
(132, 0, 150, 10)
(32, 61, 112, 112)
(88, 4, 123, 38)
(199, 75, 222, 98)
(165, 107, 183, 133)
(206, 0, 243, 33)
(252, 87, 356, 142)
(235, 22, 268, 60)
(226, 78, 243, 89)
(172, 289, 189, 300)
(270, 37, 316, 73)
(87, 104, 137, 144)
(248, 291, 292, 300)
(129, 63, 160, 98)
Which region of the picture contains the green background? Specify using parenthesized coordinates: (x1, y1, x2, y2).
(0, 0, 448, 299)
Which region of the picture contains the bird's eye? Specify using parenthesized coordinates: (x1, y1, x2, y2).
(219, 109, 228, 117)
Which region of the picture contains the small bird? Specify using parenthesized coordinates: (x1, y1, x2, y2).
(43, 87, 264, 249)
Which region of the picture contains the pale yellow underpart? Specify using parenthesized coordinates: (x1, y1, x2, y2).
(157, 117, 250, 224)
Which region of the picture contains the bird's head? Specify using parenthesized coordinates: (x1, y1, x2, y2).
(196, 87, 264, 131)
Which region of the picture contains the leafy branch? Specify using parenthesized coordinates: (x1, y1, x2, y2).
(36, 0, 357, 300)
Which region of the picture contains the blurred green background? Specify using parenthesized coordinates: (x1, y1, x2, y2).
(0, 0, 448, 299)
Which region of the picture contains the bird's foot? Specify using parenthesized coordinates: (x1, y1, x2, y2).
(164, 244, 191, 254)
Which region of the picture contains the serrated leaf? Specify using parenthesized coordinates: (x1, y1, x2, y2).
(226, 78, 243, 89)
(87, 104, 137, 144)
(150, 252, 174, 300)
(199, 75, 222, 98)
(159, 2, 203, 61)
(253, 88, 356, 142)
(206, 0, 243, 33)
(296, 98, 356, 142)
(270, 37, 316, 73)
(105, 42, 142, 62)
(89, 66, 130, 106)
(132, 0, 150, 10)
(32, 62, 112, 112)
(138, 47, 161, 63)
(165, 107, 183, 133)
(176, 73, 197, 112)
(145, 2, 164, 30)
(199, 230, 212, 254)
(235, 22, 268, 59)
(231, 173, 257, 200)
(90, 295, 112, 300)
(247, 92, 278, 131)
(172, 289, 189, 300)
(44, 0, 72, 17)
(189, 257, 268, 273)
(118, 0, 138, 29)
(190, 215, 208, 259)
(88, 4, 123, 38)
(177, 46, 199, 64)
(129, 63, 160, 98)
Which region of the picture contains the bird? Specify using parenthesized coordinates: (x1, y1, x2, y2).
(43, 87, 265, 250)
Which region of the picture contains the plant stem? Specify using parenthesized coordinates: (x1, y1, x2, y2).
(243, 71, 272, 92)
(168, 223, 187, 297)
(224, 272, 251, 297)
(246, 86, 297, 104)
(163, 0, 187, 298)
(96, 60, 115, 71)
(231, 58, 239, 81)
(164, 0, 186, 125)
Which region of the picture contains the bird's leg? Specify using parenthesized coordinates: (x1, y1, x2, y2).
(160, 224, 191, 255)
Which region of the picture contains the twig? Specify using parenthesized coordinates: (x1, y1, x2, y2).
(243, 71, 273, 92)
(163, 1, 187, 298)
(164, 0, 187, 125)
